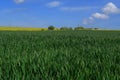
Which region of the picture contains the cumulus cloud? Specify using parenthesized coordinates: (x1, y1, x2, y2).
(83, 13, 108, 24)
(102, 2, 120, 14)
(83, 2, 120, 25)
(14, 0, 25, 4)
(92, 13, 109, 19)
(46, 1, 61, 8)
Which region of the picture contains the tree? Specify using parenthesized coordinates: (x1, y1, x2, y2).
(48, 25, 55, 30)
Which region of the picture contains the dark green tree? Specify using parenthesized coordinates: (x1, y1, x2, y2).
(48, 25, 55, 30)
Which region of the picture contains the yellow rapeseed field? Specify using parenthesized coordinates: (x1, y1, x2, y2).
(0, 27, 48, 31)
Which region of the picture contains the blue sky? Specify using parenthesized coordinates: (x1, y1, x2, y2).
(0, 0, 120, 29)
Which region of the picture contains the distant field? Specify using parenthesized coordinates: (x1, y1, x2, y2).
(0, 27, 48, 31)
(0, 30, 120, 80)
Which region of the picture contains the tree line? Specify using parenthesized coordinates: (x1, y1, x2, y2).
(48, 25, 99, 30)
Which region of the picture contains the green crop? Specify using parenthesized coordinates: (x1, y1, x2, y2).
(0, 30, 120, 80)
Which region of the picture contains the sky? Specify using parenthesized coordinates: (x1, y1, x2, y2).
(0, 0, 120, 29)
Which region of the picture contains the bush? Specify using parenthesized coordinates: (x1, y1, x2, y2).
(94, 28, 99, 30)
(74, 26, 84, 30)
(60, 27, 73, 30)
(41, 29, 45, 31)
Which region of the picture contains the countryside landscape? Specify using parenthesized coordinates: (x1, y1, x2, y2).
(0, 0, 120, 80)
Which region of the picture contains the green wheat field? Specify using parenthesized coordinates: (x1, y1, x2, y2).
(0, 30, 120, 80)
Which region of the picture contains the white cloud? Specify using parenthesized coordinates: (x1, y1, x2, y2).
(14, 0, 25, 4)
(46, 1, 61, 7)
(83, 13, 108, 24)
(61, 7, 96, 11)
(102, 2, 120, 14)
(83, 17, 94, 24)
(83, 19, 89, 25)
(83, 2, 120, 24)
(92, 13, 109, 19)
(89, 17, 94, 20)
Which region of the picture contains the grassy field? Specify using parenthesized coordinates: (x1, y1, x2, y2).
(0, 30, 120, 80)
